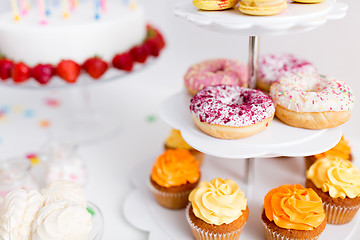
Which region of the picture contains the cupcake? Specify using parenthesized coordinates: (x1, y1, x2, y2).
(149, 149, 200, 209)
(304, 135, 352, 170)
(164, 129, 204, 165)
(306, 157, 360, 224)
(262, 184, 326, 240)
(186, 178, 249, 240)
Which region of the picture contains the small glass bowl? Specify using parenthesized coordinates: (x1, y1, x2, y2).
(87, 202, 104, 240)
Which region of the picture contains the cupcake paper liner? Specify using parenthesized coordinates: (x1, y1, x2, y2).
(185, 204, 245, 240)
(323, 201, 360, 225)
(148, 180, 193, 209)
(261, 219, 320, 240)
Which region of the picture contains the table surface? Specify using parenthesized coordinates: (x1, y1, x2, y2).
(0, 0, 359, 239)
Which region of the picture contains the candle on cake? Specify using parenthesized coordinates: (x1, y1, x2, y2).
(11, 0, 20, 20)
(62, 0, 70, 18)
(37, 0, 48, 24)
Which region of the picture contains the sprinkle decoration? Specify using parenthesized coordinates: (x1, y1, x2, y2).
(87, 207, 95, 216)
(23, 109, 35, 118)
(146, 115, 156, 123)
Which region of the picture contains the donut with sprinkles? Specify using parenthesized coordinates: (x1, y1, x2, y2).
(190, 85, 275, 139)
(270, 73, 355, 129)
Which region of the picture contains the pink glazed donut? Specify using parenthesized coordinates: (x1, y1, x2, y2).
(257, 53, 317, 92)
(190, 85, 275, 139)
(184, 59, 248, 96)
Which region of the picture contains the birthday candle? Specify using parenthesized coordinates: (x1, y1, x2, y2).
(62, 0, 70, 18)
(94, 0, 100, 20)
(130, 0, 137, 10)
(11, 0, 20, 20)
(100, 0, 107, 12)
(37, 0, 48, 24)
(19, 0, 28, 15)
(44, 0, 50, 15)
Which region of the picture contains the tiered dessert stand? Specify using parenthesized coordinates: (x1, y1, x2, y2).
(124, 1, 359, 239)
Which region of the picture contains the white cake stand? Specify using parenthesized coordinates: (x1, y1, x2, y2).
(124, 1, 352, 239)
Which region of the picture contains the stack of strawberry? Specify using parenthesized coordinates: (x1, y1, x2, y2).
(0, 25, 165, 85)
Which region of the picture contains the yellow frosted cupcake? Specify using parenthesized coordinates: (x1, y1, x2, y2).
(306, 157, 360, 224)
(304, 135, 352, 170)
(149, 149, 200, 209)
(262, 184, 326, 240)
(186, 178, 249, 240)
(164, 129, 204, 165)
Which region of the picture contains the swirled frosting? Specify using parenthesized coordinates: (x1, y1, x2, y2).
(190, 85, 275, 127)
(41, 180, 87, 207)
(264, 184, 325, 230)
(0, 189, 44, 240)
(314, 135, 351, 160)
(307, 157, 360, 199)
(165, 129, 194, 150)
(30, 201, 92, 240)
(188, 178, 247, 225)
(151, 149, 200, 188)
(270, 73, 355, 112)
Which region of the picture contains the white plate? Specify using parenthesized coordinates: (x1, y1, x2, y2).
(158, 90, 343, 158)
(124, 140, 360, 240)
(174, 0, 348, 36)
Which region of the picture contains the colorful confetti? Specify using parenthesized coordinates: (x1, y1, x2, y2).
(39, 120, 51, 128)
(0, 105, 10, 114)
(23, 109, 35, 118)
(45, 98, 61, 108)
(146, 115, 156, 123)
(13, 104, 23, 113)
(26, 153, 41, 166)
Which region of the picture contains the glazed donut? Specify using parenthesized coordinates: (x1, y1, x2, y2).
(184, 59, 248, 96)
(257, 53, 317, 92)
(270, 73, 355, 129)
(190, 85, 275, 139)
(193, 0, 240, 10)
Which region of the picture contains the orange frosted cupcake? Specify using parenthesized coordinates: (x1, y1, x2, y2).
(304, 135, 352, 170)
(149, 149, 200, 209)
(306, 157, 360, 224)
(164, 129, 204, 165)
(186, 178, 249, 240)
(262, 184, 326, 240)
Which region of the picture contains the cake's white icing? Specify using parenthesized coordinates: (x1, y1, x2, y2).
(0, 1, 146, 65)
(270, 73, 355, 112)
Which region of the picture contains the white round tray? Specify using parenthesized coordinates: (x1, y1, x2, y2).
(158, 90, 342, 158)
(174, 0, 348, 36)
(124, 141, 360, 240)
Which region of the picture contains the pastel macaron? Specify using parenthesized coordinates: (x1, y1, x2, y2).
(293, 0, 325, 3)
(193, 0, 240, 10)
(239, 0, 288, 16)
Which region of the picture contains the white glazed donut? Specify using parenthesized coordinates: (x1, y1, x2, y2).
(270, 73, 355, 129)
(257, 53, 317, 92)
(190, 85, 275, 139)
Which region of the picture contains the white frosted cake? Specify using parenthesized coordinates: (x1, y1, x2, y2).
(0, 1, 146, 66)
(0, 0, 164, 85)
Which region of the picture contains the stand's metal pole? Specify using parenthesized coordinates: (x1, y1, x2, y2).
(245, 36, 259, 198)
(248, 36, 259, 89)
(245, 157, 255, 198)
